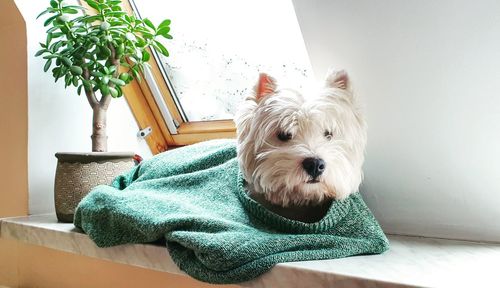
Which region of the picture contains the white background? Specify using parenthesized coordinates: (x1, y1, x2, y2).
(293, 0, 500, 242)
(14, 0, 151, 215)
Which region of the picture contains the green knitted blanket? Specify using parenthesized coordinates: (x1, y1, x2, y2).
(74, 139, 389, 284)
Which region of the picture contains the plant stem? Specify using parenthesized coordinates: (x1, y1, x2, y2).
(89, 44, 121, 152)
(83, 68, 99, 108)
(91, 105, 107, 152)
(82, 67, 107, 152)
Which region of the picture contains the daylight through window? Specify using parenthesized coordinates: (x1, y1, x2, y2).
(131, 0, 312, 122)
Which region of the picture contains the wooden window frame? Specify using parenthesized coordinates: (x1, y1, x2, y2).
(120, 1, 236, 153)
(81, 0, 236, 154)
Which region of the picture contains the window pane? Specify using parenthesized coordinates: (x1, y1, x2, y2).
(132, 0, 312, 122)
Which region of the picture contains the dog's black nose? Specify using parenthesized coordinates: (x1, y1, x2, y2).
(302, 157, 326, 178)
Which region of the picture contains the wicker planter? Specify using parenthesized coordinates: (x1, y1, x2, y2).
(54, 152, 135, 223)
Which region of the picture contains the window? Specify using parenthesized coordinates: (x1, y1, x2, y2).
(123, 0, 312, 149)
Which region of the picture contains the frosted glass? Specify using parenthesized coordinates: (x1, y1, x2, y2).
(133, 0, 312, 121)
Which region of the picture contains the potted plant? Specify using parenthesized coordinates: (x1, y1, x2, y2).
(35, 0, 172, 222)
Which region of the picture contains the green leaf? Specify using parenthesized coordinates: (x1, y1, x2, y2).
(119, 72, 130, 82)
(72, 76, 79, 87)
(109, 86, 118, 98)
(52, 41, 65, 52)
(106, 11, 127, 17)
(46, 33, 53, 46)
(59, 25, 70, 34)
(161, 33, 173, 40)
(119, 61, 130, 68)
(35, 49, 46, 57)
(141, 50, 150, 62)
(102, 46, 112, 57)
(51, 32, 64, 38)
(135, 37, 146, 48)
(44, 15, 59, 27)
(96, 3, 106, 10)
(86, 0, 99, 10)
(143, 18, 155, 30)
(115, 85, 123, 97)
(100, 84, 110, 96)
(77, 85, 83, 95)
(81, 15, 102, 23)
(36, 8, 52, 20)
(50, 0, 58, 8)
(109, 78, 125, 86)
(102, 75, 110, 84)
(62, 7, 79, 14)
(90, 71, 104, 77)
(43, 54, 59, 59)
(156, 26, 170, 37)
(82, 80, 91, 91)
(116, 44, 125, 56)
(154, 41, 169, 57)
(158, 19, 171, 29)
(70, 66, 83, 76)
(63, 5, 86, 11)
(61, 57, 72, 66)
(43, 59, 52, 72)
(130, 66, 141, 82)
(46, 26, 60, 33)
(64, 73, 72, 86)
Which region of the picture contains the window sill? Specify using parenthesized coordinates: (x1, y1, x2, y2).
(1, 214, 499, 288)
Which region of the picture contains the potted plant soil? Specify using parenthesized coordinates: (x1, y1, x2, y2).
(35, 0, 172, 222)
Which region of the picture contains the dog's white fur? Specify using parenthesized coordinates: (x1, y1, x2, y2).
(235, 69, 367, 207)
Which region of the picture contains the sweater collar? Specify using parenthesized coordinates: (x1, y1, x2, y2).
(236, 172, 352, 234)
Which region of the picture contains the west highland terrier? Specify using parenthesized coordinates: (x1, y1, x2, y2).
(235, 69, 366, 222)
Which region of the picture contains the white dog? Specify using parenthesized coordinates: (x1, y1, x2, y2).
(235, 69, 366, 220)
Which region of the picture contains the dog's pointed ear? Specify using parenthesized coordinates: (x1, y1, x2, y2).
(325, 69, 350, 90)
(254, 73, 277, 101)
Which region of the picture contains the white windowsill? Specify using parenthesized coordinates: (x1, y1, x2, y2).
(1, 214, 499, 288)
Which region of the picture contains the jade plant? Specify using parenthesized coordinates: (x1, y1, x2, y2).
(35, 0, 172, 152)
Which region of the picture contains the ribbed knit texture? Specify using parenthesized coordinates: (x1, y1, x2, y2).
(74, 139, 389, 284)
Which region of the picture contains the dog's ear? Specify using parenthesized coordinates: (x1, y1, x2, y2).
(254, 73, 277, 101)
(325, 69, 350, 90)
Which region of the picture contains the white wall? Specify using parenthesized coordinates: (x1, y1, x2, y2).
(15, 0, 152, 215)
(293, 0, 500, 242)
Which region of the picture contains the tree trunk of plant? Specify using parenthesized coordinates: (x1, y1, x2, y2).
(91, 106, 108, 152)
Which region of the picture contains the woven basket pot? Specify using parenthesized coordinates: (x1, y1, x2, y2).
(54, 152, 135, 223)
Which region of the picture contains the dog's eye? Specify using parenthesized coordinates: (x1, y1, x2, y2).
(277, 131, 292, 142)
(324, 130, 333, 140)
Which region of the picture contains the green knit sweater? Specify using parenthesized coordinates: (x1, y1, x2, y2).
(74, 139, 389, 284)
